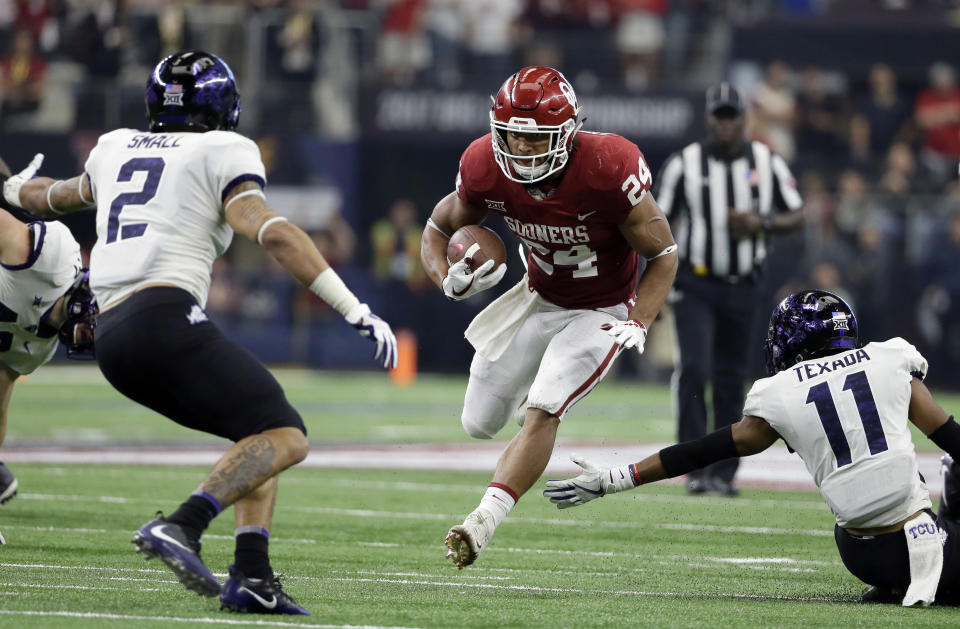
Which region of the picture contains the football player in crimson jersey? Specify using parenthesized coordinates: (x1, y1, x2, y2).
(421, 66, 678, 569)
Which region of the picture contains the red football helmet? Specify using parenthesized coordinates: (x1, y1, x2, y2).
(490, 66, 582, 184)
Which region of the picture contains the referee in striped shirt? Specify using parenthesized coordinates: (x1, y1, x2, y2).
(654, 82, 804, 496)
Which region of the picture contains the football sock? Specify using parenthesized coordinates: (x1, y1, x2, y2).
(165, 492, 221, 541)
(234, 527, 272, 580)
(477, 483, 517, 528)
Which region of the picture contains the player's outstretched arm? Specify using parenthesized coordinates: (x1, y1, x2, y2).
(908, 377, 960, 461)
(421, 191, 504, 300)
(2, 154, 95, 217)
(544, 416, 779, 509)
(224, 182, 397, 369)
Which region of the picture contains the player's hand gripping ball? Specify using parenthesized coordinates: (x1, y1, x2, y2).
(442, 225, 507, 301)
(445, 225, 507, 270)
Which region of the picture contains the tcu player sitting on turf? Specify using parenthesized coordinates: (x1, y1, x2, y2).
(420, 66, 678, 569)
(0, 156, 97, 545)
(545, 290, 960, 606)
(2, 51, 398, 614)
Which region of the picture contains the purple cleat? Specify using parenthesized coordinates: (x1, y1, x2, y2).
(220, 564, 310, 615)
(132, 513, 221, 597)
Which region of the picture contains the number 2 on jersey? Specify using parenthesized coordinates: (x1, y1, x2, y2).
(806, 370, 888, 467)
(107, 157, 165, 244)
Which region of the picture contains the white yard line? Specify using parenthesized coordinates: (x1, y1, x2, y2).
(5, 497, 835, 538)
(0, 610, 421, 629)
(330, 576, 841, 603)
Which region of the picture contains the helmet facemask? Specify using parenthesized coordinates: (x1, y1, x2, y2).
(490, 113, 581, 184)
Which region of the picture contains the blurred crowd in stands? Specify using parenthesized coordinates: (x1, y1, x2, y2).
(3, 0, 960, 380)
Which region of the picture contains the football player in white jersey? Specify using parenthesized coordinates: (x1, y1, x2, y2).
(0, 156, 97, 545)
(543, 290, 960, 606)
(2, 51, 398, 614)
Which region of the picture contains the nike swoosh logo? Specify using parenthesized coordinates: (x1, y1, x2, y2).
(149, 524, 192, 552)
(240, 586, 277, 609)
(452, 276, 475, 297)
(574, 483, 603, 495)
(577, 211, 597, 221)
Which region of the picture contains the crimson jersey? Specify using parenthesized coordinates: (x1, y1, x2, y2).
(456, 131, 652, 309)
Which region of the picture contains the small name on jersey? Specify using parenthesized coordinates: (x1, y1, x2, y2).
(503, 216, 589, 246)
(126, 134, 183, 150)
(792, 348, 870, 383)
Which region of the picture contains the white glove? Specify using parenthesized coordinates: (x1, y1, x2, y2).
(344, 303, 398, 369)
(543, 453, 636, 509)
(442, 251, 506, 301)
(602, 319, 647, 355)
(3, 153, 44, 208)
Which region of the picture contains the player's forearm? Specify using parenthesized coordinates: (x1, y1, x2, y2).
(18, 176, 91, 217)
(929, 416, 960, 463)
(261, 221, 367, 317)
(628, 251, 677, 326)
(260, 220, 330, 286)
(420, 224, 450, 289)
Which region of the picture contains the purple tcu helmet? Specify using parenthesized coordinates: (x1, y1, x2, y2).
(764, 289, 859, 375)
(145, 51, 240, 132)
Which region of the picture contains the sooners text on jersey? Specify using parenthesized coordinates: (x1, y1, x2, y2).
(457, 131, 652, 310)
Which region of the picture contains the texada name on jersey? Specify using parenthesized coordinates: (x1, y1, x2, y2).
(744, 338, 931, 529)
(84, 129, 266, 310)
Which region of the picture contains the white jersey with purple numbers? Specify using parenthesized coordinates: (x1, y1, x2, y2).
(84, 129, 266, 309)
(0, 221, 82, 374)
(744, 338, 932, 529)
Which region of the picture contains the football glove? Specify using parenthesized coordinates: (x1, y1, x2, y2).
(344, 303, 398, 369)
(601, 319, 647, 355)
(2, 153, 44, 209)
(442, 248, 506, 301)
(543, 454, 635, 509)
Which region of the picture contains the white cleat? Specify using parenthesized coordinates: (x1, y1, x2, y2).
(445, 509, 496, 570)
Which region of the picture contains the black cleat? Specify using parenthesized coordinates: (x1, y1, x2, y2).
(220, 565, 310, 615)
(0, 462, 18, 505)
(861, 586, 903, 604)
(132, 513, 221, 597)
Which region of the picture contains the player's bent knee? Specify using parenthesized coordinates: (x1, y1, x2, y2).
(461, 413, 498, 439)
(264, 426, 309, 466)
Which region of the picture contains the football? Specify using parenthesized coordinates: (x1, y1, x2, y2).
(446, 225, 507, 272)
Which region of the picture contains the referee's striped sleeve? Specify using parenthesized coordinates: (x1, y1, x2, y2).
(654, 152, 684, 218)
(770, 153, 803, 211)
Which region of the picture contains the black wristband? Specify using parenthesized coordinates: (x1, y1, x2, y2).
(930, 416, 960, 462)
(659, 425, 738, 478)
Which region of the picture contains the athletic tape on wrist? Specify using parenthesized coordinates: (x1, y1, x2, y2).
(46, 180, 65, 215)
(256, 215, 288, 246)
(78, 174, 95, 206)
(309, 267, 361, 316)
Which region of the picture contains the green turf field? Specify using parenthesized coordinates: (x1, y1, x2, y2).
(2, 366, 959, 627)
